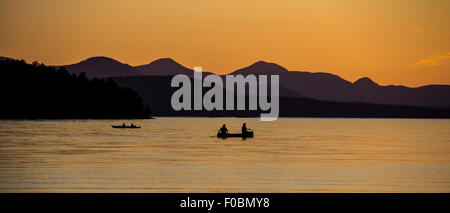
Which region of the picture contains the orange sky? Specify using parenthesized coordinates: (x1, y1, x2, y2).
(1, 0, 449, 87)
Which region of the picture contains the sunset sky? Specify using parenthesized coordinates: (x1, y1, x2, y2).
(1, 0, 449, 87)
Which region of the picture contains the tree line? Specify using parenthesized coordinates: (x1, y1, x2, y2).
(0, 59, 150, 119)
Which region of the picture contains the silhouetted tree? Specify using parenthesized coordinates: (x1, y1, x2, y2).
(0, 59, 151, 119)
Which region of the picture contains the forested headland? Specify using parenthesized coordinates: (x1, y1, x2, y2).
(0, 59, 150, 119)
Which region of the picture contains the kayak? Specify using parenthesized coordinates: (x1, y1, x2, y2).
(111, 125, 141, 129)
(217, 131, 254, 138)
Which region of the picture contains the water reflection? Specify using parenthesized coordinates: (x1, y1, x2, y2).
(0, 118, 449, 192)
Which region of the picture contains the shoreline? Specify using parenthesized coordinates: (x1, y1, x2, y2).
(1, 116, 450, 120)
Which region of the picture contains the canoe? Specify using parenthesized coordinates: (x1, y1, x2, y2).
(217, 131, 253, 138)
(111, 125, 141, 129)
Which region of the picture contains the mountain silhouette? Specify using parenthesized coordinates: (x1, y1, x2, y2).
(2, 56, 449, 118)
(353, 77, 379, 88)
(229, 61, 355, 101)
(231, 61, 289, 75)
(136, 58, 193, 76)
(136, 58, 217, 77)
(54, 56, 450, 109)
(63, 56, 142, 78)
(113, 75, 450, 118)
(228, 61, 450, 109)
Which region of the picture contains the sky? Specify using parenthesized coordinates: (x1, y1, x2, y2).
(0, 0, 449, 87)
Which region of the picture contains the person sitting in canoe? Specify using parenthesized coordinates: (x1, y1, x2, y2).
(242, 123, 251, 134)
(218, 124, 228, 134)
(122, 123, 126, 127)
(131, 123, 135, 127)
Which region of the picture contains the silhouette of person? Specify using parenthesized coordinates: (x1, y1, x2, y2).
(242, 123, 247, 134)
(122, 123, 125, 127)
(219, 124, 228, 134)
(131, 123, 134, 127)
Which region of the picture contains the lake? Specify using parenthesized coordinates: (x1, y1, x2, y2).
(0, 118, 449, 192)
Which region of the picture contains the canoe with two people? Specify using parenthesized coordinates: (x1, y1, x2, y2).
(111, 123, 141, 128)
(217, 123, 254, 138)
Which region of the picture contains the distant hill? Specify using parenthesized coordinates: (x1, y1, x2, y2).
(54, 56, 450, 109)
(63, 56, 142, 78)
(136, 58, 193, 76)
(113, 75, 450, 118)
(136, 58, 216, 77)
(229, 61, 450, 109)
(137, 59, 303, 97)
(231, 61, 289, 75)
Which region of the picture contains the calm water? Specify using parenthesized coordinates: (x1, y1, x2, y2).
(0, 118, 449, 192)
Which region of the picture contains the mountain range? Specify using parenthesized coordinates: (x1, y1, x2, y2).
(2, 56, 450, 109)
